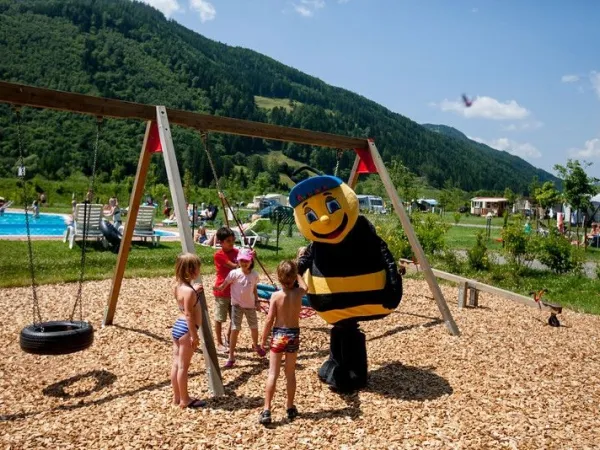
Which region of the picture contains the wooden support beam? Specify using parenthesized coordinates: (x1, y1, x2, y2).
(431, 268, 554, 311)
(103, 121, 153, 326)
(457, 281, 468, 309)
(156, 106, 224, 397)
(366, 139, 461, 336)
(0, 81, 368, 150)
(347, 154, 361, 189)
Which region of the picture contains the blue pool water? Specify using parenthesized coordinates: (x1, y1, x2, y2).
(0, 212, 69, 236)
(0, 212, 177, 237)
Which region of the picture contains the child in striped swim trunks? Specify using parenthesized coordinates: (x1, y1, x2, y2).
(170, 252, 206, 409)
(258, 260, 307, 425)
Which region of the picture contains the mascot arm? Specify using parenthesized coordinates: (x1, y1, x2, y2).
(367, 220, 402, 309)
(297, 242, 314, 275)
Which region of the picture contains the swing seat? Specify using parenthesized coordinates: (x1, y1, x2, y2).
(20, 321, 94, 355)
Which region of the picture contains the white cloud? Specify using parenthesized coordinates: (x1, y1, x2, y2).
(137, 0, 181, 17)
(470, 136, 542, 159)
(293, 0, 325, 17)
(501, 120, 544, 131)
(561, 74, 580, 83)
(569, 138, 600, 159)
(435, 96, 531, 120)
(190, 0, 216, 22)
(590, 71, 600, 99)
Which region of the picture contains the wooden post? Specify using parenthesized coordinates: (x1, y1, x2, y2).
(156, 106, 225, 397)
(103, 121, 154, 326)
(458, 281, 468, 309)
(366, 139, 460, 336)
(347, 154, 361, 189)
(468, 289, 479, 307)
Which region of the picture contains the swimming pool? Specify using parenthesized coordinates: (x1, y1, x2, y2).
(0, 211, 178, 237)
(0, 211, 69, 236)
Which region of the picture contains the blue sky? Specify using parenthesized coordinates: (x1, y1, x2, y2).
(140, 0, 600, 178)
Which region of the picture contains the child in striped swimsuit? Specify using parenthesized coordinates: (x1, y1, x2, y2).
(170, 252, 205, 409)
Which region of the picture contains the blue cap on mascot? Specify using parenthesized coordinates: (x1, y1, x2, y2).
(289, 175, 343, 208)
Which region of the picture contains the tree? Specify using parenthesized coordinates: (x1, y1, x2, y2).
(388, 158, 419, 208)
(534, 181, 561, 226)
(183, 168, 193, 201)
(503, 187, 517, 212)
(553, 160, 599, 244)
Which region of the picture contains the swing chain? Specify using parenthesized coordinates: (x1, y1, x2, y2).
(70, 116, 103, 322)
(199, 131, 276, 285)
(14, 106, 42, 325)
(334, 149, 344, 177)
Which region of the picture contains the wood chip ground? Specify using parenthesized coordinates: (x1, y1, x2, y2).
(1, 276, 599, 449)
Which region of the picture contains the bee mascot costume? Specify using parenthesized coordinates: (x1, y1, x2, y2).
(291, 175, 403, 393)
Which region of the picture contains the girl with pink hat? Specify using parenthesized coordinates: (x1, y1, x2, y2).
(214, 248, 266, 367)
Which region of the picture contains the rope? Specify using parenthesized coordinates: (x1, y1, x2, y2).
(14, 107, 42, 325)
(199, 132, 275, 285)
(69, 117, 102, 322)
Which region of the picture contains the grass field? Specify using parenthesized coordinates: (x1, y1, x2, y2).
(254, 96, 298, 112)
(0, 235, 307, 289)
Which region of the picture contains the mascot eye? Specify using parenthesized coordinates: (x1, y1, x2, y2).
(325, 196, 341, 214)
(304, 208, 318, 223)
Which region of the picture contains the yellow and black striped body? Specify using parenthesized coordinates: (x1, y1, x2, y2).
(300, 216, 402, 325)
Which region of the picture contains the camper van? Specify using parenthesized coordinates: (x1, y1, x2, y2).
(357, 195, 387, 214)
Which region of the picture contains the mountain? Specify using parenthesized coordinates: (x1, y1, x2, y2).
(0, 0, 558, 194)
(421, 124, 470, 142)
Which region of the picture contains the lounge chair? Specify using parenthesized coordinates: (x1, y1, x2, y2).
(63, 203, 104, 249)
(128, 205, 161, 246)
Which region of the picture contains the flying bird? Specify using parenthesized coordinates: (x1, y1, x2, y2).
(462, 94, 474, 108)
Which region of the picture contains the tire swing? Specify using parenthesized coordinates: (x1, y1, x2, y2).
(17, 111, 102, 355)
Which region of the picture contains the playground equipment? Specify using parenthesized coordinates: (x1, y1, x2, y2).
(0, 80, 460, 397)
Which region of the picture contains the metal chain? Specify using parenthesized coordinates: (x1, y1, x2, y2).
(70, 117, 102, 322)
(199, 132, 275, 285)
(14, 107, 43, 325)
(334, 149, 344, 177)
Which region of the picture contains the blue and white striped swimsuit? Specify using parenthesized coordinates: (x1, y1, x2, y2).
(172, 283, 200, 341)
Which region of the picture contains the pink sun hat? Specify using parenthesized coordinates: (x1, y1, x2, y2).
(237, 248, 254, 262)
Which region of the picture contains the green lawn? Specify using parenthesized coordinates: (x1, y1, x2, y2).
(0, 236, 307, 289)
(445, 224, 504, 251)
(254, 96, 298, 112)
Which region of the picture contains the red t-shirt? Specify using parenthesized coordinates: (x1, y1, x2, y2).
(213, 248, 239, 298)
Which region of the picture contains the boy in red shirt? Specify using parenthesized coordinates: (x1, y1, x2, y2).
(213, 227, 238, 353)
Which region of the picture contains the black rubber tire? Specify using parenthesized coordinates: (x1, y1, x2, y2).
(548, 315, 560, 328)
(100, 220, 121, 248)
(20, 321, 94, 355)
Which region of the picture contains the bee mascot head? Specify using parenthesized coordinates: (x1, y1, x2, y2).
(290, 175, 359, 244)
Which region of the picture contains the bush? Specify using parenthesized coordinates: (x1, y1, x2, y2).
(372, 213, 449, 261)
(467, 231, 489, 270)
(538, 229, 583, 274)
(411, 212, 449, 256)
(453, 212, 461, 224)
(441, 249, 463, 274)
(501, 218, 539, 269)
(596, 263, 600, 279)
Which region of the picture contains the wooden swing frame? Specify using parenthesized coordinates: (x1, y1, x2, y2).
(0, 81, 460, 397)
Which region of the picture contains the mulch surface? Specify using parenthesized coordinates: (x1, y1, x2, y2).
(1, 275, 599, 449)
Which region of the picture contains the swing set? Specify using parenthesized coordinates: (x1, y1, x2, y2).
(0, 80, 460, 398)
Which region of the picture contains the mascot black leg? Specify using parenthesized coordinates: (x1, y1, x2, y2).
(318, 321, 368, 393)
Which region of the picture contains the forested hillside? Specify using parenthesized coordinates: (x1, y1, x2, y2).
(0, 0, 556, 193)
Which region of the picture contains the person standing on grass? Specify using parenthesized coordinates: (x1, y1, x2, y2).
(214, 248, 266, 368)
(212, 227, 238, 354)
(258, 260, 307, 425)
(171, 253, 206, 409)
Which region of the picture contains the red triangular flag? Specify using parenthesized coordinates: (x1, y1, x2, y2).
(354, 145, 377, 174)
(146, 121, 163, 153)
